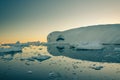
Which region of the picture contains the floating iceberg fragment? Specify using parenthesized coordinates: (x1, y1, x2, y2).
(20, 55, 51, 62)
(2, 54, 13, 61)
(114, 48, 120, 52)
(32, 55, 51, 62)
(48, 71, 61, 79)
(90, 65, 104, 70)
(27, 70, 32, 74)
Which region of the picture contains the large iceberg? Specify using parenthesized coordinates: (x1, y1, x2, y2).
(47, 24, 120, 44)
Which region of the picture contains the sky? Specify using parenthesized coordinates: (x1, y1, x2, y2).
(0, 0, 120, 43)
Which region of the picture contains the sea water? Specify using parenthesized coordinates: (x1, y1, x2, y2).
(0, 44, 120, 80)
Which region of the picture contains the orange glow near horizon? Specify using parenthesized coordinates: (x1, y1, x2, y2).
(0, 37, 47, 44)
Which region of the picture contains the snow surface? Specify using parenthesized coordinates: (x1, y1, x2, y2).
(47, 24, 120, 45)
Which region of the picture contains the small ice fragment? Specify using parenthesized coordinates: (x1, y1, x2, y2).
(90, 66, 104, 70)
(25, 62, 30, 65)
(48, 72, 56, 79)
(114, 48, 120, 51)
(48, 71, 61, 79)
(3, 54, 13, 61)
(20, 55, 51, 62)
(32, 55, 51, 62)
(27, 57, 35, 61)
(27, 70, 32, 74)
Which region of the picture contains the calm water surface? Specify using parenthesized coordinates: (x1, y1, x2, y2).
(0, 45, 120, 80)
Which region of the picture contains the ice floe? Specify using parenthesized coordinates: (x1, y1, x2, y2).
(20, 55, 51, 62)
(90, 65, 104, 70)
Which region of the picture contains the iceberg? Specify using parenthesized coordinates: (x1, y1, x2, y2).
(47, 24, 120, 63)
(47, 24, 120, 45)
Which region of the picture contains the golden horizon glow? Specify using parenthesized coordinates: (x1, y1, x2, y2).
(0, 38, 46, 44)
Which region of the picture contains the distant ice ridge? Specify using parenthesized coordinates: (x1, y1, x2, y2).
(0, 41, 24, 53)
(47, 24, 120, 45)
(0, 41, 41, 53)
(0, 46, 22, 53)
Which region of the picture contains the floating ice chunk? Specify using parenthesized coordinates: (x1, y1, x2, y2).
(32, 55, 51, 62)
(114, 48, 120, 51)
(26, 57, 35, 61)
(2, 54, 13, 61)
(48, 71, 61, 79)
(20, 55, 51, 62)
(25, 62, 30, 65)
(27, 70, 32, 74)
(90, 65, 104, 70)
(20, 57, 35, 61)
(49, 72, 56, 79)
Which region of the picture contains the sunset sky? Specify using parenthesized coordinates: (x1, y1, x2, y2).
(0, 0, 120, 43)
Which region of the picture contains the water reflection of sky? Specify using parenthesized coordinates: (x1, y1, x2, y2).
(0, 45, 120, 80)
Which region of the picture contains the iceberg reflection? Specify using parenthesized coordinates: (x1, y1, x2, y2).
(47, 44, 120, 63)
